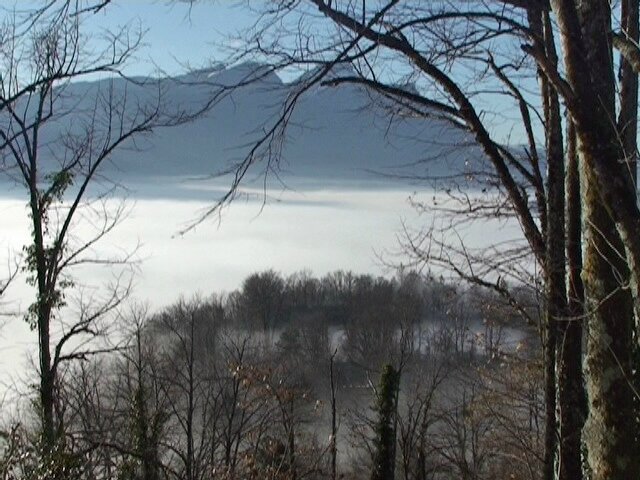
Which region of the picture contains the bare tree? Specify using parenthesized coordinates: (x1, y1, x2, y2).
(152, 297, 221, 480)
(0, 1, 200, 454)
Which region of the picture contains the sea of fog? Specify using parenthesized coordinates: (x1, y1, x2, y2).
(0, 177, 524, 401)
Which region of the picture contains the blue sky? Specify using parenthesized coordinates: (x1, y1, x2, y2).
(83, 1, 253, 76)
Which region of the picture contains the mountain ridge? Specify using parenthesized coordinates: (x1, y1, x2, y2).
(1, 62, 485, 192)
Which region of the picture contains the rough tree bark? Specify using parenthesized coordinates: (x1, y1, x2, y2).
(550, 1, 639, 478)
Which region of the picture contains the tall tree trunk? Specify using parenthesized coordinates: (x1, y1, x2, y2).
(330, 351, 338, 480)
(550, 1, 639, 478)
(581, 151, 636, 480)
(529, 7, 569, 478)
(186, 318, 195, 480)
(541, 101, 560, 480)
(558, 121, 586, 480)
(30, 189, 56, 452)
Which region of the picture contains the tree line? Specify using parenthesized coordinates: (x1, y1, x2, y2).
(1, 268, 544, 480)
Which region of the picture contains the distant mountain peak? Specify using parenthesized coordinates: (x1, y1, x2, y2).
(189, 63, 226, 77)
(290, 61, 358, 86)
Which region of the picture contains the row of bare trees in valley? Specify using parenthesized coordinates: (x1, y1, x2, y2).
(0, 269, 543, 479)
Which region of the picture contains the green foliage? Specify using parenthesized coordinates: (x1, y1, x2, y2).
(44, 170, 74, 205)
(20, 170, 76, 330)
